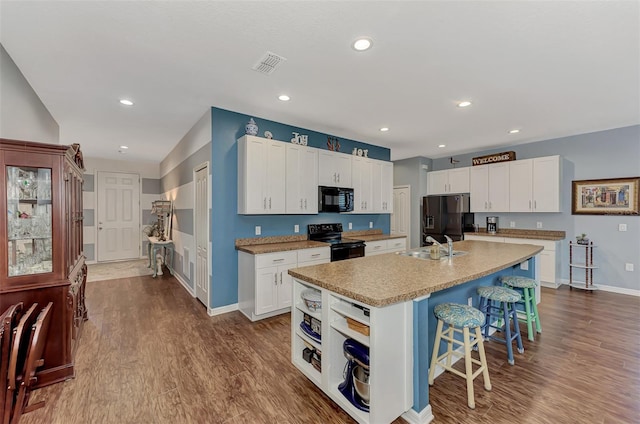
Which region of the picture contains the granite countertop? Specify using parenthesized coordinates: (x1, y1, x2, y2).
(235, 229, 405, 254)
(236, 236, 328, 254)
(288, 240, 543, 308)
(468, 228, 566, 241)
(356, 234, 407, 242)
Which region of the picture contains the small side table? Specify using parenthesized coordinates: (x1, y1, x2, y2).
(147, 236, 175, 278)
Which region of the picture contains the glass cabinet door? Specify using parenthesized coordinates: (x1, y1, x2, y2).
(6, 166, 53, 276)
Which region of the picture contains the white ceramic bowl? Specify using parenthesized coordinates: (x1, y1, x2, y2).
(301, 289, 321, 312)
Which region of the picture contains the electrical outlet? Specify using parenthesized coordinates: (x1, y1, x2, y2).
(625, 263, 634, 272)
(619, 224, 627, 232)
(369, 222, 373, 229)
(255, 225, 261, 236)
(348, 222, 353, 230)
(467, 297, 473, 306)
(520, 261, 529, 271)
(536, 222, 543, 229)
(294, 224, 299, 233)
(510, 221, 515, 228)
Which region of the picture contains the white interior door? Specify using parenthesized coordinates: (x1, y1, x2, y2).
(391, 186, 411, 246)
(195, 164, 209, 308)
(97, 171, 140, 262)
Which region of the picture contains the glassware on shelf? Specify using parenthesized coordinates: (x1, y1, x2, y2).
(6, 165, 54, 277)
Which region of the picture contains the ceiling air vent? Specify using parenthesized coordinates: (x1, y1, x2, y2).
(252, 51, 287, 75)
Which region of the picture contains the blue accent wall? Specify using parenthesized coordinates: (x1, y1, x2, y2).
(210, 107, 391, 308)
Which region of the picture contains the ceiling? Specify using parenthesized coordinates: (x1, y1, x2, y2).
(1, 1, 638, 163)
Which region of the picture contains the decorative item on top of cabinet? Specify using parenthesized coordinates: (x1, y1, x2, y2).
(291, 132, 308, 145)
(245, 118, 259, 136)
(327, 136, 341, 152)
(0, 138, 87, 389)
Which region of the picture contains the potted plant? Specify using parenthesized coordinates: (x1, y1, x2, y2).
(576, 233, 589, 245)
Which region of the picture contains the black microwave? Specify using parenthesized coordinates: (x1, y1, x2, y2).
(318, 186, 354, 213)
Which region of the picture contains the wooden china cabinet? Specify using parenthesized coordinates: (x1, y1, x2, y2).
(0, 138, 87, 388)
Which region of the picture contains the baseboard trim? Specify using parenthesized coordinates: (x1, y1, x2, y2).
(558, 279, 640, 296)
(540, 280, 561, 289)
(208, 303, 239, 317)
(173, 273, 195, 297)
(402, 405, 434, 424)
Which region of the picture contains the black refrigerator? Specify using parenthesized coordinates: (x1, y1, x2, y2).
(421, 194, 474, 245)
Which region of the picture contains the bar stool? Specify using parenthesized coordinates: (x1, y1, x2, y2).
(501, 276, 541, 341)
(428, 303, 491, 409)
(477, 286, 524, 365)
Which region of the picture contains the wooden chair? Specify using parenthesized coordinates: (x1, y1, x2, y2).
(10, 302, 53, 424)
(2, 303, 37, 424)
(0, 304, 24, 423)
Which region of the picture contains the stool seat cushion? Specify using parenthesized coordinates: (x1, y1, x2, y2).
(433, 303, 485, 328)
(477, 286, 521, 303)
(501, 276, 537, 288)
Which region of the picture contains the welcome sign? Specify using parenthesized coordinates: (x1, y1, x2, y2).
(472, 151, 516, 166)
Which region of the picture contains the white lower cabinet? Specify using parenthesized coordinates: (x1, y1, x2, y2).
(364, 237, 407, 256)
(291, 279, 413, 424)
(464, 234, 560, 291)
(239, 247, 330, 321)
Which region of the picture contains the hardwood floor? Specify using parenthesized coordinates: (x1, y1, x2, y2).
(18, 274, 640, 424)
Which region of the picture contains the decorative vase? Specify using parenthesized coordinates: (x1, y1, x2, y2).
(245, 118, 258, 136)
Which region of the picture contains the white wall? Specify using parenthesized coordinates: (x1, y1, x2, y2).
(0, 44, 59, 143)
(160, 110, 211, 178)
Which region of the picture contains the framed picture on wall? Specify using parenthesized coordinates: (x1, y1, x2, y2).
(572, 177, 640, 215)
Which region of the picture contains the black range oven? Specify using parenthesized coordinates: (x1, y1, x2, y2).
(308, 223, 365, 262)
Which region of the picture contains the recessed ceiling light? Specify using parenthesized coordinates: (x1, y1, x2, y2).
(352, 37, 373, 51)
(380, 127, 389, 132)
(457, 101, 472, 108)
(119, 99, 134, 106)
(119, 145, 129, 149)
(508, 129, 520, 134)
(438, 144, 446, 148)
(278, 94, 290, 101)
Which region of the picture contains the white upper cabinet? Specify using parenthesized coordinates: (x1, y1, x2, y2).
(469, 163, 510, 212)
(352, 156, 373, 213)
(532, 156, 561, 212)
(318, 150, 352, 187)
(286, 144, 318, 214)
(427, 167, 470, 195)
(238, 135, 286, 214)
(351, 157, 394, 214)
(373, 160, 394, 213)
(508, 159, 534, 212)
(509, 156, 561, 212)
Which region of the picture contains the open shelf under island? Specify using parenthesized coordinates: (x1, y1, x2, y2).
(288, 239, 543, 424)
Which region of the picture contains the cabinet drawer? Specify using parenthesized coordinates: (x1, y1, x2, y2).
(297, 247, 330, 264)
(365, 240, 387, 255)
(256, 251, 297, 268)
(387, 238, 407, 251)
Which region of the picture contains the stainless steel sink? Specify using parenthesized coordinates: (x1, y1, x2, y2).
(396, 248, 467, 260)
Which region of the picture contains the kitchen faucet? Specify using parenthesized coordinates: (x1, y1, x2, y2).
(426, 235, 454, 258)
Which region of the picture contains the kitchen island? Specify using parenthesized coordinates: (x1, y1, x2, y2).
(288, 240, 543, 424)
